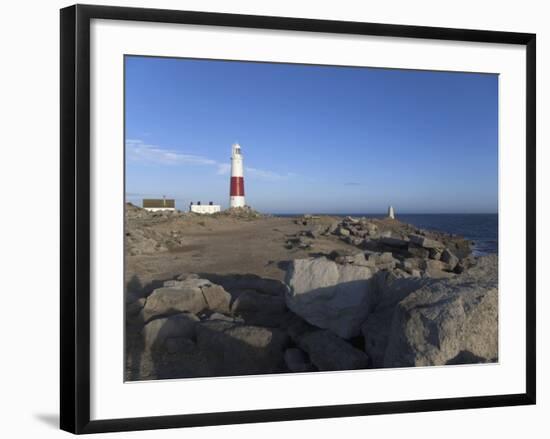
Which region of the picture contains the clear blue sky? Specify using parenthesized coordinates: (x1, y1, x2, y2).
(125, 56, 498, 214)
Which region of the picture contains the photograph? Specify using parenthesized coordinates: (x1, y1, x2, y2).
(0, 0, 542, 436)
(124, 55, 499, 381)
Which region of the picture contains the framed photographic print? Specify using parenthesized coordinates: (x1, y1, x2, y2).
(60, 4, 536, 434)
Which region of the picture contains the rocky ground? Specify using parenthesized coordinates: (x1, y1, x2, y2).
(125, 203, 497, 381)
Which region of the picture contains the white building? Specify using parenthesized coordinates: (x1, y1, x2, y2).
(388, 205, 395, 219)
(189, 201, 221, 214)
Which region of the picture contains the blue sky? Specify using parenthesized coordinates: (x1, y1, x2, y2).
(125, 56, 498, 214)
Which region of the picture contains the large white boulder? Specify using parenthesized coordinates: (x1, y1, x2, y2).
(364, 255, 498, 367)
(285, 257, 377, 339)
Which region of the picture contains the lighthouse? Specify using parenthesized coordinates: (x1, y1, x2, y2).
(229, 143, 246, 208)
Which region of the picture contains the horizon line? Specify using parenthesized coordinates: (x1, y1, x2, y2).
(125, 200, 497, 215)
(266, 212, 498, 215)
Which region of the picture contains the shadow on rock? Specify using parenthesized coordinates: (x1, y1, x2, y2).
(446, 350, 496, 365)
(125, 274, 168, 381)
(126, 274, 165, 299)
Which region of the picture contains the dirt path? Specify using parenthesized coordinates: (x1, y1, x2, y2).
(125, 216, 355, 296)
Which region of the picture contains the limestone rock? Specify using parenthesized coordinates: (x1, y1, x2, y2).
(284, 348, 313, 372)
(196, 320, 288, 375)
(280, 313, 317, 343)
(349, 252, 374, 267)
(208, 312, 243, 323)
(401, 258, 423, 274)
(163, 279, 188, 288)
(329, 249, 367, 266)
(362, 276, 432, 367)
(364, 251, 395, 266)
(422, 259, 454, 278)
(201, 273, 288, 297)
(385, 284, 498, 366)
(336, 226, 350, 237)
(165, 337, 197, 354)
(429, 247, 443, 260)
(297, 330, 369, 371)
(344, 216, 360, 224)
(379, 236, 409, 248)
(441, 248, 459, 271)
(345, 236, 364, 246)
(285, 257, 376, 339)
(364, 222, 378, 233)
(231, 289, 288, 326)
(327, 222, 340, 234)
(303, 226, 323, 239)
(408, 245, 430, 259)
(142, 287, 205, 322)
(364, 255, 498, 368)
(409, 234, 444, 249)
(201, 283, 231, 314)
(141, 278, 230, 322)
(141, 312, 199, 350)
(127, 297, 146, 317)
(232, 289, 286, 315)
(176, 273, 200, 281)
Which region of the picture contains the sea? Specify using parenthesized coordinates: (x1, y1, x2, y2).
(275, 213, 498, 256)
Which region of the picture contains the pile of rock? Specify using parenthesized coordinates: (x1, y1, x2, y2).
(331, 216, 469, 251)
(126, 261, 382, 379)
(126, 273, 295, 379)
(331, 216, 379, 246)
(125, 227, 186, 256)
(284, 225, 329, 250)
(213, 206, 264, 220)
(293, 214, 322, 227)
(125, 203, 188, 256)
(327, 216, 473, 279)
(284, 234, 313, 250)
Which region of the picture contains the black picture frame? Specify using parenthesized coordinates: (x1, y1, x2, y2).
(60, 4, 536, 434)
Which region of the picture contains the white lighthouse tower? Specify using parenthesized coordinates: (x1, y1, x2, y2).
(229, 143, 246, 208)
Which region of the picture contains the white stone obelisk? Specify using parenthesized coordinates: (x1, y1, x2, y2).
(229, 143, 246, 208)
(388, 205, 395, 219)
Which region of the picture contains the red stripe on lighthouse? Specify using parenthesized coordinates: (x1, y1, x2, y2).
(230, 176, 245, 196)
